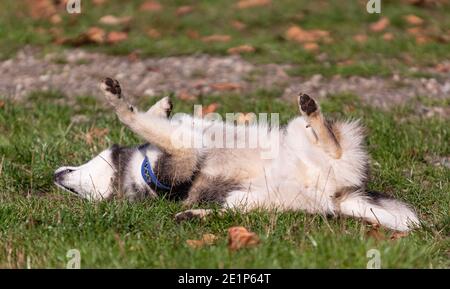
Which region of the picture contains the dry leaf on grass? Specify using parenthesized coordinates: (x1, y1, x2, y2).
(434, 63, 450, 73)
(85, 127, 109, 145)
(87, 27, 106, 44)
(227, 44, 255, 54)
(0, 100, 5, 109)
(370, 17, 390, 32)
(382, 32, 394, 41)
(201, 103, 220, 116)
(353, 34, 368, 44)
(210, 82, 242, 91)
(236, 0, 271, 9)
(366, 225, 387, 241)
(186, 29, 200, 39)
(178, 90, 196, 101)
(404, 14, 424, 25)
(107, 31, 128, 44)
(140, 1, 162, 12)
(202, 34, 232, 43)
(50, 14, 62, 24)
(231, 20, 246, 30)
(228, 226, 260, 250)
(56, 27, 106, 46)
(285, 26, 331, 44)
(147, 28, 161, 39)
(186, 234, 218, 248)
(303, 42, 319, 52)
(92, 0, 108, 5)
(390, 231, 409, 240)
(99, 15, 132, 26)
(176, 6, 194, 16)
(27, 0, 57, 19)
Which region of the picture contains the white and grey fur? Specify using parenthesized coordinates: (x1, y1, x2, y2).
(54, 78, 420, 232)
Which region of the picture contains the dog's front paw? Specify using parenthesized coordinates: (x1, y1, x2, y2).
(298, 93, 318, 116)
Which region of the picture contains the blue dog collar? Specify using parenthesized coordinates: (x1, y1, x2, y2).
(139, 147, 171, 191)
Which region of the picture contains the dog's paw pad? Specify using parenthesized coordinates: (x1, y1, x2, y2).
(102, 77, 122, 97)
(298, 93, 318, 116)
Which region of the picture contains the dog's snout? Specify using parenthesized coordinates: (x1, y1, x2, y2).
(54, 169, 73, 182)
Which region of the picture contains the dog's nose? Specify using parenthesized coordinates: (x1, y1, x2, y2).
(54, 169, 73, 182)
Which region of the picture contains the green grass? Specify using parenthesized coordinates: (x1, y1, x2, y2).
(0, 0, 449, 77)
(0, 91, 448, 268)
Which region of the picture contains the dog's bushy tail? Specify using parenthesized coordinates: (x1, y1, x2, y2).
(339, 190, 419, 231)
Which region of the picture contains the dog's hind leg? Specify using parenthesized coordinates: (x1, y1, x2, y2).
(298, 93, 342, 159)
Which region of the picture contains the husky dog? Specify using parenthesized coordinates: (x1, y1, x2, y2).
(54, 78, 419, 232)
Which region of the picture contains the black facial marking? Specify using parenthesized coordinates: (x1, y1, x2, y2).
(110, 144, 135, 198)
(299, 93, 317, 115)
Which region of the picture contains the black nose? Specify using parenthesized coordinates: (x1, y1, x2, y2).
(54, 169, 73, 182)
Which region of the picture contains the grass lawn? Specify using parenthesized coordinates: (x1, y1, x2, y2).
(0, 91, 448, 268)
(0, 0, 449, 77)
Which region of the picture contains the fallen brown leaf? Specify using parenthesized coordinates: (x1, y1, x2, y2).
(92, 0, 108, 5)
(231, 20, 246, 30)
(107, 31, 128, 44)
(285, 26, 331, 44)
(202, 103, 220, 116)
(140, 1, 162, 12)
(99, 15, 132, 26)
(186, 29, 200, 39)
(382, 32, 394, 41)
(370, 17, 390, 32)
(390, 231, 409, 240)
(415, 35, 431, 44)
(404, 14, 424, 25)
(202, 34, 232, 43)
(85, 127, 109, 145)
(228, 226, 260, 251)
(147, 28, 161, 39)
(50, 14, 62, 24)
(0, 100, 5, 109)
(353, 34, 368, 44)
(303, 42, 319, 52)
(210, 82, 241, 91)
(236, 0, 271, 9)
(178, 90, 196, 101)
(86, 27, 106, 44)
(27, 0, 56, 19)
(176, 6, 193, 16)
(434, 63, 450, 73)
(227, 44, 255, 54)
(186, 234, 218, 249)
(407, 27, 423, 36)
(366, 225, 387, 241)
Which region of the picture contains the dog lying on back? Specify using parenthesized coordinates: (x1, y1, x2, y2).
(54, 78, 419, 232)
